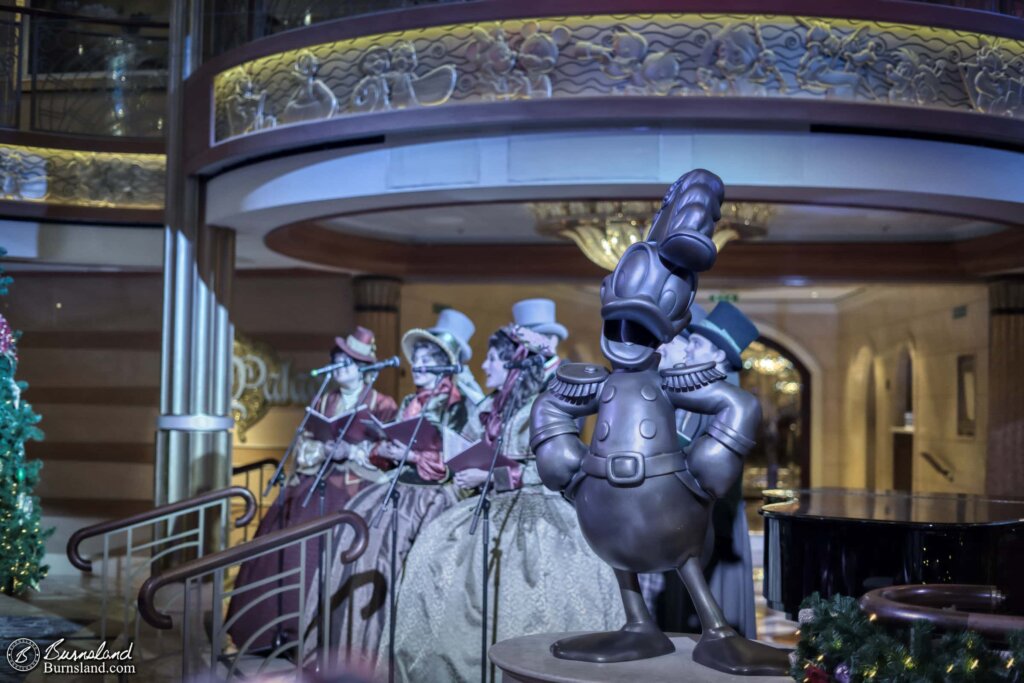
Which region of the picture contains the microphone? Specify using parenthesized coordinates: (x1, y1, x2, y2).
(310, 360, 349, 377)
(504, 355, 545, 370)
(411, 363, 462, 375)
(359, 356, 400, 374)
(309, 355, 400, 377)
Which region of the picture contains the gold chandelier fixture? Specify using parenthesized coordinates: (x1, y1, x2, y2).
(532, 200, 773, 271)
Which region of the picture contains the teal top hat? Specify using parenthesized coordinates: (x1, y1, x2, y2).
(681, 303, 708, 339)
(402, 308, 476, 365)
(512, 298, 569, 341)
(688, 301, 758, 369)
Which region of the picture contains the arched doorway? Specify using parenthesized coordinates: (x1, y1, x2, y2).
(739, 337, 812, 492)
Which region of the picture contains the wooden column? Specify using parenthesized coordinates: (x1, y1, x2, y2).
(986, 277, 1024, 498)
(353, 276, 402, 400)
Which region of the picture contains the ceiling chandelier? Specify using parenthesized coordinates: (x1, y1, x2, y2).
(532, 200, 773, 271)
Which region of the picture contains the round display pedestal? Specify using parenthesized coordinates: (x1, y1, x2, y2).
(489, 632, 792, 683)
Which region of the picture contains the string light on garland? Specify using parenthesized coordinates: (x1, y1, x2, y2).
(794, 594, 1024, 682)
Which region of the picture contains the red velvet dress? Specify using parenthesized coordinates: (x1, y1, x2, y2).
(226, 387, 397, 654)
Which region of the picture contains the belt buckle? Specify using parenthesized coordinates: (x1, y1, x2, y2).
(606, 452, 645, 485)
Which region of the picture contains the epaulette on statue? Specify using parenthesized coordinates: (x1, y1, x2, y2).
(660, 361, 726, 393)
(550, 363, 609, 405)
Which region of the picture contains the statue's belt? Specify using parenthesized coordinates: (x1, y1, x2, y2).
(581, 451, 689, 487)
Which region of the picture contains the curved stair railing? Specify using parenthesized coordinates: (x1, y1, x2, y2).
(66, 486, 257, 651)
(138, 510, 368, 681)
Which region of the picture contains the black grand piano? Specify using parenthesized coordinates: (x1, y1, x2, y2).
(761, 488, 1024, 619)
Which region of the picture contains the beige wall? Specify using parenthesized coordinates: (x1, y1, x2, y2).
(836, 285, 989, 495)
(8, 270, 355, 516)
(230, 271, 354, 469)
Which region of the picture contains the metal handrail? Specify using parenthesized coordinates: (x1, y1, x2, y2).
(231, 459, 279, 476)
(138, 509, 368, 630)
(67, 486, 257, 572)
(859, 584, 1024, 639)
(920, 451, 955, 482)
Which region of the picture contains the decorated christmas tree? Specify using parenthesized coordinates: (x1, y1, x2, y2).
(0, 252, 51, 595)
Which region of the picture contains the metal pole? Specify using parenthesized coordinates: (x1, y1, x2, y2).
(370, 373, 446, 529)
(480, 497, 491, 683)
(388, 488, 400, 683)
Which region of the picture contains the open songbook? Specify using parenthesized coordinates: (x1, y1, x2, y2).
(358, 416, 444, 452)
(442, 430, 518, 473)
(304, 405, 381, 444)
(308, 408, 520, 474)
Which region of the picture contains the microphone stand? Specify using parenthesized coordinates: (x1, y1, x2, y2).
(368, 371, 455, 683)
(265, 374, 333, 497)
(468, 371, 526, 683)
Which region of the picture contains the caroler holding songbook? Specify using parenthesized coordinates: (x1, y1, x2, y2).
(226, 326, 398, 653)
(389, 305, 622, 683)
(302, 308, 487, 668)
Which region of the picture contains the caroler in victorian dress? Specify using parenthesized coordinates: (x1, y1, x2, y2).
(301, 309, 483, 667)
(226, 327, 397, 654)
(387, 325, 621, 682)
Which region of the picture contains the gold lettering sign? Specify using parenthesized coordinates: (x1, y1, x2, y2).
(231, 333, 318, 441)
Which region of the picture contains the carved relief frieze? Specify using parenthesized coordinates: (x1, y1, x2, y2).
(0, 144, 164, 209)
(212, 14, 1024, 143)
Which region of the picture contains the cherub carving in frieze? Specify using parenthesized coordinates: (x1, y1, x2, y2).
(885, 48, 947, 106)
(960, 41, 1024, 116)
(224, 66, 276, 136)
(350, 41, 457, 113)
(529, 169, 790, 676)
(280, 50, 338, 124)
(567, 24, 679, 95)
(696, 22, 786, 96)
(795, 19, 881, 100)
(467, 22, 569, 100)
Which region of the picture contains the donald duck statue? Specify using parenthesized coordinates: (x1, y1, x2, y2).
(529, 169, 789, 675)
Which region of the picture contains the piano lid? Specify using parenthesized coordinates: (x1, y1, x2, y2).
(761, 487, 1024, 527)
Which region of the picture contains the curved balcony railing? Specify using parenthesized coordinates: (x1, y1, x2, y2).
(183, 0, 1024, 174)
(0, 6, 168, 216)
(0, 4, 168, 138)
(200, 0, 1024, 61)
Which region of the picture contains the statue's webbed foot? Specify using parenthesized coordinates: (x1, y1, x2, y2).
(551, 627, 674, 663)
(692, 631, 791, 676)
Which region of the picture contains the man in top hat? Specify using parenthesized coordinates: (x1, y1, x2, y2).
(652, 301, 760, 638)
(657, 303, 708, 372)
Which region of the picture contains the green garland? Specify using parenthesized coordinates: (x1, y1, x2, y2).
(792, 593, 1024, 683)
